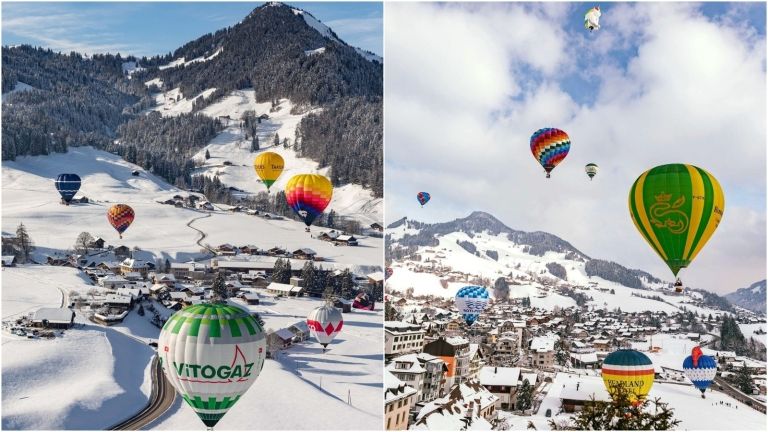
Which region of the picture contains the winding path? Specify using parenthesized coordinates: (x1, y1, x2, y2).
(108, 356, 175, 430)
(186, 212, 214, 255)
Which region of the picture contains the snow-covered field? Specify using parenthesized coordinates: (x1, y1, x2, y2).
(1, 266, 154, 430)
(739, 323, 768, 344)
(150, 295, 383, 430)
(1, 147, 381, 267)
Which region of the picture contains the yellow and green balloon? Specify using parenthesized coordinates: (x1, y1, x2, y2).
(628, 164, 724, 277)
(253, 152, 284, 192)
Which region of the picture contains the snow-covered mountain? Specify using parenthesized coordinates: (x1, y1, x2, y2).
(725, 280, 767, 315)
(387, 211, 732, 316)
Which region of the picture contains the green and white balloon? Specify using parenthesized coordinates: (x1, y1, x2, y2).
(159, 303, 267, 428)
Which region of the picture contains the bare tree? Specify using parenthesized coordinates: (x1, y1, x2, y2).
(75, 232, 94, 254)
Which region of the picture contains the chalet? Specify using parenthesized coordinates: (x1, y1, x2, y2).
(104, 294, 133, 308)
(288, 321, 310, 342)
(267, 247, 287, 256)
(31, 308, 75, 329)
(335, 235, 358, 246)
(216, 244, 237, 256)
(174, 202, 184, 208)
(317, 231, 340, 242)
(266, 282, 303, 297)
(100, 275, 129, 289)
(370, 222, 383, 232)
(162, 199, 176, 205)
(242, 271, 269, 288)
(170, 262, 208, 280)
(240, 292, 260, 305)
(291, 248, 316, 260)
(89, 238, 106, 249)
(113, 246, 131, 259)
(1, 255, 16, 267)
(570, 352, 601, 369)
(289, 277, 304, 288)
(153, 273, 176, 287)
(47, 255, 70, 266)
(198, 201, 214, 211)
(239, 245, 259, 255)
(185, 195, 200, 207)
(479, 366, 521, 410)
(267, 328, 295, 350)
(334, 298, 353, 313)
(367, 272, 384, 301)
(120, 258, 149, 278)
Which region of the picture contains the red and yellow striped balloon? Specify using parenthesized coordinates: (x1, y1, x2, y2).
(285, 174, 333, 227)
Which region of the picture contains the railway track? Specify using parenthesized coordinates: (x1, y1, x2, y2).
(109, 355, 175, 430)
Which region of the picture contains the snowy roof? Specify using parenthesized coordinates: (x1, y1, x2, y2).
(289, 321, 308, 332)
(387, 355, 426, 374)
(272, 328, 295, 341)
(267, 282, 302, 293)
(521, 372, 538, 386)
(367, 271, 384, 282)
(557, 373, 611, 402)
(415, 380, 498, 430)
(1, 256, 15, 265)
(104, 294, 132, 304)
(570, 352, 599, 363)
(445, 336, 469, 346)
(121, 258, 147, 268)
(32, 308, 74, 324)
(530, 335, 557, 352)
(479, 367, 520, 386)
(385, 371, 418, 404)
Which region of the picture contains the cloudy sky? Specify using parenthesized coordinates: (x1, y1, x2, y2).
(385, 2, 766, 294)
(1, 1, 382, 57)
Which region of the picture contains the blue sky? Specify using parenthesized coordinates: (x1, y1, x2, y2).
(1, 1, 382, 57)
(385, 2, 766, 293)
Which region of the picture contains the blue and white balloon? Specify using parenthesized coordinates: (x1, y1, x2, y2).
(455, 285, 489, 325)
(683, 346, 718, 398)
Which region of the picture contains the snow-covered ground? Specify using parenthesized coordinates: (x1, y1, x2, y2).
(495, 371, 766, 430)
(739, 323, 768, 344)
(1, 146, 381, 267)
(1, 81, 34, 103)
(149, 295, 383, 430)
(1, 266, 155, 430)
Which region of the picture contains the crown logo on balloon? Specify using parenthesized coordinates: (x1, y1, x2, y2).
(655, 192, 672, 202)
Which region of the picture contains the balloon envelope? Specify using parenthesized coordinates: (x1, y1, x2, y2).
(585, 163, 599, 180)
(417, 192, 431, 206)
(285, 174, 333, 227)
(530, 128, 570, 177)
(159, 304, 267, 427)
(306, 304, 343, 347)
(585, 6, 601, 30)
(253, 152, 284, 191)
(683, 346, 717, 394)
(55, 173, 81, 203)
(455, 286, 489, 324)
(601, 349, 655, 401)
(628, 164, 725, 276)
(107, 204, 135, 237)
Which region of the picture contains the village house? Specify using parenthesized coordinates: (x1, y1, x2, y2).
(385, 371, 418, 430)
(423, 336, 471, 392)
(287, 321, 310, 342)
(31, 308, 75, 329)
(170, 262, 208, 280)
(529, 335, 557, 369)
(385, 321, 426, 359)
(120, 258, 149, 278)
(266, 282, 303, 297)
(267, 328, 296, 351)
(291, 248, 317, 260)
(414, 380, 499, 430)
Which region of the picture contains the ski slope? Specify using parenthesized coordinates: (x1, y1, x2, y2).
(1, 147, 381, 267)
(1, 266, 154, 430)
(149, 296, 383, 430)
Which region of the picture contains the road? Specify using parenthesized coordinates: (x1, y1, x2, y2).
(109, 355, 176, 430)
(713, 376, 767, 414)
(186, 212, 214, 255)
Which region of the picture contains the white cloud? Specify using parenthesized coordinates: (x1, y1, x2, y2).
(385, 2, 766, 294)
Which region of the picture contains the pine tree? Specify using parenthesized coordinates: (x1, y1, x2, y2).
(550, 387, 680, 430)
(15, 222, 34, 263)
(327, 210, 336, 228)
(273, 133, 280, 147)
(340, 269, 355, 299)
(252, 136, 259, 152)
(165, 258, 171, 273)
(516, 379, 533, 411)
(301, 261, 317, 292)
(205, 149, 211, 159)
(385, 301, 399, 321)
(211, 272, 228, 302)
(736, 363, 754, 394)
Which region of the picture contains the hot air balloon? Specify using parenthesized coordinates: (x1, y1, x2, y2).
(107, 204, 135, 239)
(628, 164, 725, 289)
(530, 128, 570, 178)
(455, 286, 489, 325)
(253, 152, 284, 193)
(683, 346, 717, 398)
(285, 174, 333, 231)
(585, 6, 601, 31)
(585, 163, 599, 181)
(385, 267, 393, 280)
(601, 349, 655, 401)
(417, 192, 431, 207)
(306, 304, 343, 349)
(55, 173, 81, 205)
(159, 303, 267, 428)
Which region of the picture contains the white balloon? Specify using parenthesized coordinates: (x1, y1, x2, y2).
(307, 304, 344, 347)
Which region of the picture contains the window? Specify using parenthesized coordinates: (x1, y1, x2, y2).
(387, 418, 391, 429)
(395, 413, 400, 424)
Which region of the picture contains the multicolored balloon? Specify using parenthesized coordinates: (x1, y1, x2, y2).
(455, 285, 489, 325)
(285, 174, 333, 228)
(159, 303, 267, 428)
(107, 204, 135, 239)
(530, 128, 570, 178)
(306, 304, 343, 348)
(585, 163, 599, 181)
(628, 164, 725, 277)
(585, 6, 601, 31)
(417, 192, 431, 207)
(602, 349, 655, 401)
(253, 152, 284, 192)
(385, 267, 393, 280)
(683, 346, 717, 398)
(55, 173, 81, 204)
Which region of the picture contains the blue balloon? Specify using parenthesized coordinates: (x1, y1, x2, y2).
(55, 174, 81, 203)
(417, 192, 431, 207)
(683, 348, 718, 396)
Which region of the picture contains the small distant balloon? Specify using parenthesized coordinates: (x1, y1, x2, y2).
(417, 192, 431, 207)
(455, 286, 489, 325)
(253, 152, 284, 193)
(585, 163, 599, 181)
(585, 6, 601, 31)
